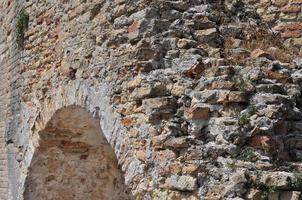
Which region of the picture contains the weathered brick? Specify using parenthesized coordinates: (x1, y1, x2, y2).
(251, 49, 272, 59)
(281, 5, 301, 13)
(291, 0, 302, 4)
(228, 91, 247, 103)
(247, 135, 273, 149)
(281, 30, 302, 38)
(272, 0, 288, 6)
(274, 22, 302, 31)
(184, 106, 210, 120)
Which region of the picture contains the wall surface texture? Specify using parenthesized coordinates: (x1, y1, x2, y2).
(0, 0, 302, 199)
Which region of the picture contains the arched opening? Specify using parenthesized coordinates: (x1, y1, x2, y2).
(24, 106, 132, 200)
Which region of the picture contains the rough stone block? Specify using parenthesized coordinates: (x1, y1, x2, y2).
(142, 97, 177, 118)
(184, 106, 210, 120)
(166, 175, 197, 191)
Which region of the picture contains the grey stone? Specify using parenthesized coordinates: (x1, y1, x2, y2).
(294, 58, 302, 69)
(162, 1, 190, 12)
(142, 97, 177, 118)
(256, 84, 286, 94)
(113, 15, 133, 28)
(219, 24, 242, 37)
(280, 191, 302, 200)
(166, 175, 198, 191)
(260, 172, 295, 190)
(224, 169, 248, 197)
(252, 94, 292, 105)
(292, 70, 302, 83)
(194, 28, 223, 47)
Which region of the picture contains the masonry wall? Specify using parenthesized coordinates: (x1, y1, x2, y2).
(0, 0, 302, 199)
(0, 0, 24, 198)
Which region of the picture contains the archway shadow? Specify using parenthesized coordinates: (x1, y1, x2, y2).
(24, 106, 133, 200)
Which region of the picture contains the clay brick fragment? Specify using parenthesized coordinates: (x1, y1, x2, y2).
(128, 21, 139, 33)
(281, 30, 301, 38)
(251, 49, 272, 59)
(247, 136, 273, 149)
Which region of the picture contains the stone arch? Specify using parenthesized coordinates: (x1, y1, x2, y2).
(23, 105, 133, 200)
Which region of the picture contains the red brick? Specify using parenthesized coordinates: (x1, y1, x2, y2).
(26, 101, 33, 107)
(247, 135, 273, 149)
(60, 141, 89, 153)
(281, 30, 301, 38)
(128, 21, 139, 33)
(265, 70, 291, 83)
(285, 22, 302, 31)
(121, 117, 133, 127)
(274, 22, 302, 31)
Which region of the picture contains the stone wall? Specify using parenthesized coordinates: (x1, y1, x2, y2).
(0, 0, 301, 199)
(255, 0, 302, 46)
(0, 0, 23, 198)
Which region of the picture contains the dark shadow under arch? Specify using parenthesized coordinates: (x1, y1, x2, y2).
(24, 106, 132, 200)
